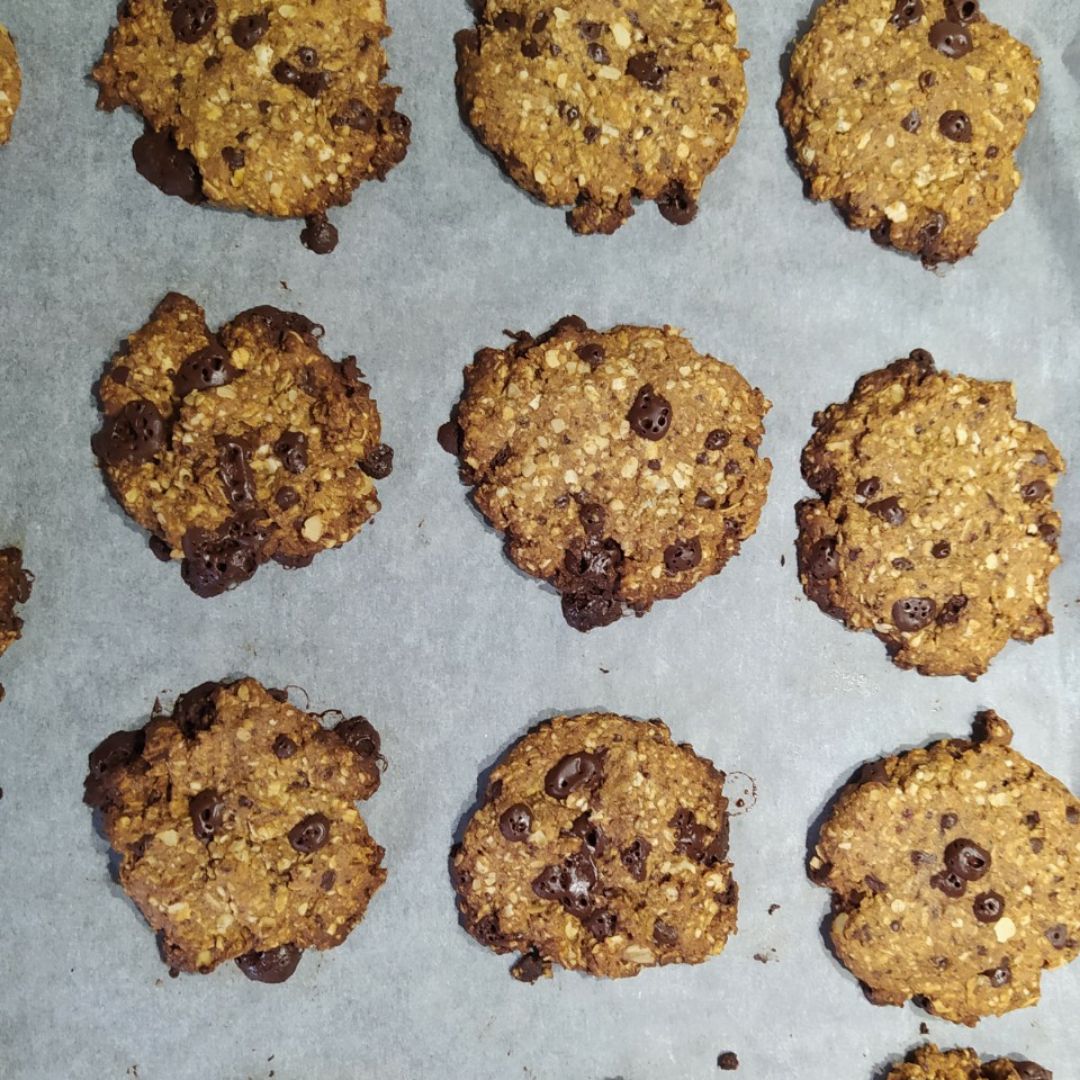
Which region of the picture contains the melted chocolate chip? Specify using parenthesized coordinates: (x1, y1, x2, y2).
(217, 437, 255, 508)
(900, 108, 921, 134)
(320, 870, 336, 891)
(189, 789, 225, 841)
(587, 42, 610, 64)
(331, 717, 379, 766)
(132, 125, 204, 203)
(499, 803, 532, 842)
(532, 851, 597, 915)
(972, 891, 1004, 923)
(180, 510, 269, 597)
(944, 0, 979, 24)
(510, 950, 546, 983)
(84, 729, 146, 808)
(578, 20, 603, 41)
(664, 537, 702, 573)
(670, 807, 710, 861)
(231, 12, 269, 49)
(300, 213, 338, 255)
(653, 919, 678, 946)
(945, 838, 990, 880)
(149, 534, 172, 562)
(268, 431, 307, 475)
(891, 557, 914, 571)
(1045, 924, 1071, 949)
(544, 752, 603, 799)
(982, 958, 1011, 987)
(869, 496, 906, 525)
(171, 0, 216, 44)
(174, 343, 237, 397)
(890, 0, 924, 28)
(584, 908, 617, 940)
(174, 681, 220, 738)
(855, 476, 881, 501)
(567, 812, 607, 856)
(937, 593, 968, 626)
(221, 146, 245, 172)
(272, 734, 297, 759)
(557, 534, 624, 632)
(939, 109, 973, 142)
(621, 837, 651, 881)
(583, 124, 600, 144)
(628, 384, 672, 440)
(472, 913, 504, 946)
(705, 429, 729, 451)
(941, 812, 959, 831)
(360, 444, 394, 480)
(919, 70, 936, 91)
(931, 869, 967, 898)
(1021, 479, 1050, 502)
(695, 489, 717, 510)
(235, 943, 302, 984)
(932, 540, 951, 559)
(296, 45, 318, 67)
(892, 596, 937, 631)
(330, 99, 374, 131)
(656, 181, 698, 226)
(288, 813, 330, 854)
(626, 51, 664, 89)
(930, 21, 973, 58)
(93, 399, 166, 465)
(576, 342, 605, 368)
(275, 486, 300, 511)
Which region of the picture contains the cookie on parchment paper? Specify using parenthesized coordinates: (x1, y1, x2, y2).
(451, 712, 738, 981)
(441, 317, 771, 631)
(92, 0, 410, 251)
(780, 0, 1040, 266)
(0, 23, 19, 145)
(92, 293, 392, 598)
(884, 1044, 1052, 1080)
(810, 712, 1080, 1026)
(456, 0, 748, 234)
(0, 547, 32, 703)
(796, 349, 1063, 679)
(84, 678, 386, 981)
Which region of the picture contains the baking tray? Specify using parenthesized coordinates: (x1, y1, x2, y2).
(0, 1, 1077, 1077)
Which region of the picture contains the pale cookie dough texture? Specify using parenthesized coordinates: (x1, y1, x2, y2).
(92, 0, 410, 249)
(885, 1044, 1052, 1080)
(452, 712, 737, 980)
(84, 678, 387, 981)
(443, 317, 771, 631)
(455, 0, 748, 234)
(0, 23, 20, 145)
(811, 712, 1080, 1026)
(780, 0, 1040, 266)
(93, 293, 392, 598)
(796, 349, 1063, 679)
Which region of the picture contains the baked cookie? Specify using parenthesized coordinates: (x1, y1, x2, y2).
(780, 0, 1040, 266)
(451, 712, 738, 980)
(884, 1044, 1052, 1080)
(92, 0, 410, 252)
(84, 678, 386, 980)
(92, 293, 391, 598)
(0, 547, 32, 702)
(0, 23, 19, 145)
(796, 349, 1063, 679)
(810, 712, 1080, 1025)
(455, 0, 748, 234)
(441, 317, 771, 630)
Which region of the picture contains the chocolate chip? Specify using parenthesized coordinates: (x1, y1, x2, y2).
(576, 342, 605, 367)
(330, 99, 374, 131)
(244, 305, 322, 349)
(320, 870, 336, 892)
(1025, 811, 1040, 829)
(297, 46, 318, 67)
(584, 909, 617, 940)
(532, 851, 598, 915)
(272, 734, 297, 759)
(973, 891, 1004, 923)
(940, 812, 958, 831)
(235, 943, 302, 984)
(493, 10, 525, 30)
(890, 557, 913, 571)
(270, 431, 307, 475)
(982, 958, 1011, 987)
(932, 540, 951, 558)
(499, 803, 532, 842)
(1021, 479, 1050, 502)
(656, 181, 697, 226)
(930, 21, 973, 58)
(180, 511, 269, 597)
(911, 850, 935, 866)
(221, 146, 245, 171)
(472, 913, 504, 947)
(171, 0, 216, 44)
(871, 218, 892, 247)
(628, 384, 672, 440)
(533, 13, 550, 32)
(275, 486, 299, 511)
(890, 0, 924, 28)
(583, 125, 600, 144)
(892, 596, 937, 631)
(653, 919, 678, 946)
(945, 838, 991, 880)
(132, 125, 204, 204)
(93, 399, 166, 465)
(288, 813, 330, 854)
(919, 70, 936, 90)
(717, 1053, 740, 1071)
(567, 812, 607, 856)
(510, 950, 546, 983)
(544, 752, 603, 799)
(149, 534, 172, 562)
(231, 12, 268, 49)
(520, 38, 541, 58)
(901, 109, 921, 133)
(189, 789, 225, 841)
(695, 489, 717, 510)
(1045, 924, 1071, 949)
(626, 51, 664, 89)
(578, 20, 603, 41)
(84, 729, 146, 808)
(944, 0, 979, 24)
(437, 420, 462, 457)
(855, 476, 881, 501)
(869, 496, 905, 525)
(360, 443, 394, 480)
(621, 837, 651, 881)
(174, 344, 237, 397)
(335, 716, 380, 759)
(670, 807, 710, 861)
(557, 533, 624, 631)
(937, 593, 968, 626)
(174, 681, 219, 738)
(939, 109, 973, 142)
(931, 869, 967, 898)
(300, 213, 338, 255)
(217, 437, 255, 508)
(664, 537, 702, 574)
(587, 42, 610, 64)
(557, 100, 580, 123)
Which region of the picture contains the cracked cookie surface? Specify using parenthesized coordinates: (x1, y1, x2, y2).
(884, 1044, 1052, 1080)
(93, 293, 391, 598)
(0, 23, 19, 145)
(444, 317, 771, 630)
(452, 712, 737, 980)
(796, 349, 1062, 679)
(92, 0, 410, 248)
(810, 712, 1080, 1026)
(780, 0, 1040, 266)
(84, 678, 386, 980)
(456, 0, 748, 234)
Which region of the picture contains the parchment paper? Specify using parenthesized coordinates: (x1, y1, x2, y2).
(0, 1, 1078, 1077)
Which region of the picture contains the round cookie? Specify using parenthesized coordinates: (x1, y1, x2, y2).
(0, 547, 32, 703)
(84, 678, 386, 980)
(810, 712, 1080, 1026)
(0, 23, 19, 145)
(441, 317, 771, 630)
(92, 0, 410, 251)
(92, 293, 392, 598)
(796, 349, 1063, 679)
(779, 0, 1040, 266)
(451, 712, 738, 980)
(455, 0, 748, 234)
(884, 1044, 1052, 1080)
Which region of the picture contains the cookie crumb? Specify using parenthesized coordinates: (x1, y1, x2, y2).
(717, 1052, 739, 1070)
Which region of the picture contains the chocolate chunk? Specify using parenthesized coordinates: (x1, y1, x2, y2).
(626, 51, 664, 90)
(360, 444, 394, 480)
(335, 715, 381, 760)
(472, 913, 504, 947)
(890, 0, 924, 28)
(621, 837, 651, 881)
(939, 109, 973, 142)
(171, 0, 216, 44)
(132, 125, 204, 203)
(628, 384, 672, 440)
(944, 838, 990, 880)
(557, 533, 624, 632)
(180, 510, 269, 597)
(705, 429, 729, 451)
(330, 99, 374, 131)
(300, 213, 338, 255)
(272, 734, 297, 759)
(93, 399, 166, 465)
(576, 342, 605, 368)
(1021, 479, 1050, 502)
(652, 919, 678, 946)
(288, 813, 330, 854)
(275, 486, 300, 511)
(84, 729, 146, 808)
(937, 593, 968, 626)
(217, 437, 255, 508)
(499, 803, 532, 842)
(567, 812, 607, 856)
(656, 181, 698, 226)
(930, 21, 973, 58)
(931, 540, 951, 558)
(695, 490, 717, 510)
(544, 752, 603, 799)
(664, 536, 702, 573)
(174, 343, 237, 398)
(869, 496, 905, 525)
(892, 596, 936, 631)
(273, 431, 308, 475)
(972, 891, 1004, 923)
(931, 869, 967, 898)
(717, 1052, 740, 1071)
(231, 12, 269, 49)
(855, 476, 881, 501)
(510, 950, 546, 983)
(944, 0, 980, 24)
(901, 109, 921, 134)
(235, 943, 302, 984)
(670, 807, 709, 861)
(173, 681, 220, 738)
(189, 789, 225, 841)
(532, 850, 597, 915)
(584, 909, 617, 940)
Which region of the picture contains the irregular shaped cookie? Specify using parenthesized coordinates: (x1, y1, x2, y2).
(810, 712, 1080, 1025)
(92, 293, 391, 598)
(93, 0, 410, 251)
(0, 547, 32, 702)
(84, 678, 386, 979)
(780, 0, 1040, 266)
(0, 23, 19, 145)
(796, 349, 1062, 679)
(451, 712, 737, 980)
(456, 0, 748, 234)
(441, 317, 771, 630)
(884, 1044, 1052, 1080)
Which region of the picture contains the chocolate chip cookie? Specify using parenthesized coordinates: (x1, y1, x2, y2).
(441, 317, 771, 630)
(93, 0, 410, 251)
(451, 712, 738, 980)
(0, 547, 32, 702)
(84, 678, 386, 980)
(93, 293, 391, 598)
(884, 1044, 1052, 1080)
(0, 23, 19, 145)
(780, 0, 1040, 266)
(796, 349, 1062, 679)
(456, 0, 748, 234)
(810, 711, 1080, 1026)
